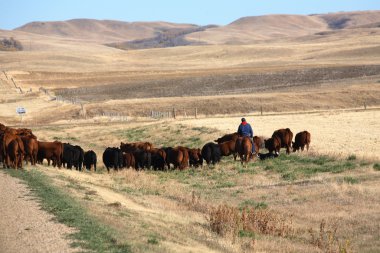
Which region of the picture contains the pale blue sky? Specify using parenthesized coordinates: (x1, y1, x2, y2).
(1, 0, 379, 30)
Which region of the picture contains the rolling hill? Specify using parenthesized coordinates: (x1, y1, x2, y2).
(11, 10, 380, 48)
(185, 10, 380, 44)
(15, 19, 200, 43)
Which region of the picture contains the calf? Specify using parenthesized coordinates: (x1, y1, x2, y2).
(84, 150, 97, 171)
(258, 152, 279, 160)
(293, 131, 311, 152)
(264, 136, 281, 155)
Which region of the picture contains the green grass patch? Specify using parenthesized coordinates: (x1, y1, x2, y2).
(215, 181, 236, 188)
(374, 163, 380, 171)
(342, 176, 359, 184)
(238, 230, 255, 238)
(147, 234, 160, 245)
(260, 154, 359, 180)
(116, 127, 148, 141)
(239, 199, 268, 210)
(6, 169, 131, 253)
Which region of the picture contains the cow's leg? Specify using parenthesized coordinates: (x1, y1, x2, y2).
(6, 154, 11, 169)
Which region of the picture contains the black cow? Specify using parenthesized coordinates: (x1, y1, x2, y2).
(103, 147, 123, 172)
(151, 153, 165, 170)
(73, 145, 84, 171)
(62, 144, 84, 171)
(133, 149, 151, 170)
(62, 143, 75, 169)
(201, 142, 221, 165)
(258, 152, 279, 160)
(83, 150, 97, 171)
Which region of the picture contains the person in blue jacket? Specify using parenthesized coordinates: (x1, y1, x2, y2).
(237, 118, 256, 155)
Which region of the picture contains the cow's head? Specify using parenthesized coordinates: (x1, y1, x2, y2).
(292, 141, 298, 152)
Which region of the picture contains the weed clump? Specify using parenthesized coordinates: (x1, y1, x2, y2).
(309, 219, 352, 253)
(208, 204, 294, 240)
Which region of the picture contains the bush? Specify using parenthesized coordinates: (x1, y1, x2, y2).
(208, 204, 294, 240)
(374, 163, 380, 171)
(0, 37, 23, 51)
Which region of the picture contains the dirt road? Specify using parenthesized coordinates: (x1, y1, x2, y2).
(0, 170, 77, 253)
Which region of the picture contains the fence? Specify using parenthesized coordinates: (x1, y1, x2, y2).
(96, 112, 128, 122)
(149, 108, 198, 119)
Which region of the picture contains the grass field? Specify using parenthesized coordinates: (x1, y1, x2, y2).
(3, 118, 377, 252)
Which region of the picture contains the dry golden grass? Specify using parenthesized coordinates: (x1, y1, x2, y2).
(12, 118, 379, 252)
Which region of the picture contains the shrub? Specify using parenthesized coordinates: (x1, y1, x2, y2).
(208, 204, 294, 241)
(0, 37, 23, 51)
(373, 163, 380, 171)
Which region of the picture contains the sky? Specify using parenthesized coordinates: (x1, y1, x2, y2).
(1, 0, 379, 30)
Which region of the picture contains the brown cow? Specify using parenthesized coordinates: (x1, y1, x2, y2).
(2, 132, 25, 169)
(293, 131, 311, 152)
(264, 136, 281, 154)
(37, 141, 63, 168)
(7, 139, 24, 169)
(165, 147, 189, 170)
(214, 132, 239, 144)
(123, 152, 136, 169)
(16, 128, 37, 139)
(235, 136, 253, 166)
(185, 147, 203, 167)
(120, 142, 153, 152)
(149, 148, 167, 162)
(218, 139, 238, 160)
(21, 136, 38, 165)
(253, 136, 262, 155)
(272, 128, 293, 154)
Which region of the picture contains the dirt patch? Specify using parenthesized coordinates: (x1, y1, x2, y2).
(0, 170, 78, 253)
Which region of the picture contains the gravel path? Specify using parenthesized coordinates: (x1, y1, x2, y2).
(0, 170, 78, 253)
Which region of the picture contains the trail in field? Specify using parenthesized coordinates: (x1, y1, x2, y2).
(0, 170, 78, 253)
(44, 168, 221, 253)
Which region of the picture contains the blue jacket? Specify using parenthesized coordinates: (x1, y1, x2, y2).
(238, 122, 253, 138)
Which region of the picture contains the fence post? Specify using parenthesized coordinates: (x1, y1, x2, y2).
(364, 102, 367, 110)
(173, 108, 176, 119)
(11, 78, 17, 88)
(195, 108, 198, 119)
(260, 106, 263, 116)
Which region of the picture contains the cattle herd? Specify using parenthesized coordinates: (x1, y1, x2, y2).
(0, 123, 311, 171)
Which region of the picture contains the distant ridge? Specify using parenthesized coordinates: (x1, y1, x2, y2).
(15, 19, 200, 43)
(13, 10, 380, 48)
